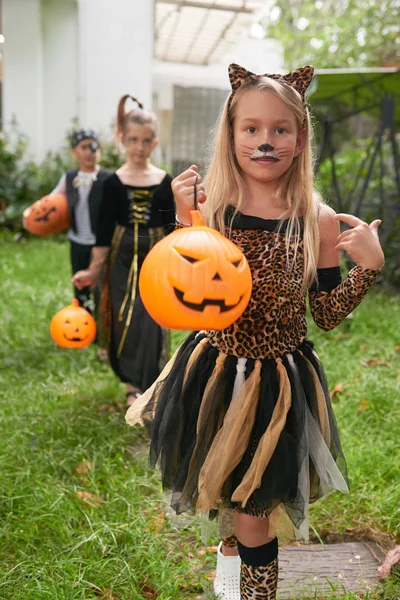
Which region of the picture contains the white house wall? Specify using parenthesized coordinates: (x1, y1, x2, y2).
(42, 0, 79, 153)
(77, 0, 154, 132)
(2, 0, 44, 156)
(2, 0, 154, 158)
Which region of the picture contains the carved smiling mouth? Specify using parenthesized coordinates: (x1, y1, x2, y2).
(174, 288, 243, 313)
(63, 333, 89, 342)
(35, 207, 57, 222)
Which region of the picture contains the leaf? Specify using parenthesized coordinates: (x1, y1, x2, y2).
(359, 345, 367, 352)
(395, 345, 400, 352)
(139, 582, 158, 599)
(150, 511, 165, 533)
(76, 490, 103, 508)
(204, 570, 216, 581)
(197, 545, 218, 557)
(76, 460, 92, 475)
(329, 383, 343, 400)
(362, 358, 392, 368)
(358, 399, 369, 412)
(90, 586, 118, 600)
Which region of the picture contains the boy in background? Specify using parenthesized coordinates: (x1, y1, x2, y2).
(51, 128, 113, 313)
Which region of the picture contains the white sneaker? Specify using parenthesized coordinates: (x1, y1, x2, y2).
(213, 541, 241, 600)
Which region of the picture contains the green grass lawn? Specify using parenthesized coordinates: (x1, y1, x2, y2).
(0, 237, 399, 600)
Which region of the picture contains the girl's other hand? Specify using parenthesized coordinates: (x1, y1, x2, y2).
(72, 270, 95, 290)
(335, 214, 385, 270)
(172, 165, 206, 225)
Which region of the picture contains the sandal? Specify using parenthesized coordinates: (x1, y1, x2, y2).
(126, 389, 142, 406)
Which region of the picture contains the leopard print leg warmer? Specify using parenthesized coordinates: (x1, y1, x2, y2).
(238, 538, 278, 599)
(222, 535, 238, 548)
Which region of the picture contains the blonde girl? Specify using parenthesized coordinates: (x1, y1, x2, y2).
(126, 65, 384, 599)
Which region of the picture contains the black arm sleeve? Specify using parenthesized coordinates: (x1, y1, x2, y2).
(309, 265, 382, 331)
(95, 176, 119, 247)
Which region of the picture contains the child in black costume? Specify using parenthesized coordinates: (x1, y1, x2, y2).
(125, 64, 384, 599)
(73, 97, 175, 405)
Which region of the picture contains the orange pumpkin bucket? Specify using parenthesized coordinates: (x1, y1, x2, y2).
(139, 209, 252, 330)
(24, 193, 70, 236)
(50, 299, 96, 348)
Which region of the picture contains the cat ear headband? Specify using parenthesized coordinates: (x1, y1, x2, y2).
(227, 63, 314, 113)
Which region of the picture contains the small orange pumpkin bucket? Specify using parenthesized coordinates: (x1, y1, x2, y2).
(50, 299, 96, 348)
(24, 193, 70, 236)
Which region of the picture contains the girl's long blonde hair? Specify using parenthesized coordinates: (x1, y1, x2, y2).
(204, 77, 322, 288)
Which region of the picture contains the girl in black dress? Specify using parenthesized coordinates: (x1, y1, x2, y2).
(73, 95, 175, 404)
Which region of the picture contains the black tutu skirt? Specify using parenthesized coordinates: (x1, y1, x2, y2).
(126, 332, 349, 535)
(100, 225, 168, 390)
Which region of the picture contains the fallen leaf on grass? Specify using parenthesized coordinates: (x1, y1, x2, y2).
(179, 579, 204, 593)
(378, 545, 400, 579)
(89, 585, 122, 600)
(76, 460, 92, 475)
(358, 399, 370, 412)
(92, 589, 117, 600)
(197, 545, 218, 557)
(362, 358, 392, 368)
(204, 570, 216, 581)
(329, 383, 343, 400)
(146, 511, 165, 534)
(76, 490, 103, 507)
(395, 345, 400, 352)
(139, 581, 158, 599)
(359, 345, 367, 352)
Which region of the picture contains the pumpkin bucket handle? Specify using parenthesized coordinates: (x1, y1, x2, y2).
(191, 175, 205, 227)
(194, 175, 199, 211)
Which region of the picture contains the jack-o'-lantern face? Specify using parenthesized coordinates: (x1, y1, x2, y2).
(139, 212, 252, 330)
(50, 299, 96, 348)
(25, 193, 70, 236)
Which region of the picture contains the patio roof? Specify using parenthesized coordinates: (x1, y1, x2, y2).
(155, 0, 268, 65)
(310, 67, 400, 123)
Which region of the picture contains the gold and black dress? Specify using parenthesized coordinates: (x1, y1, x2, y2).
(96, 173, 175, 391)
(126, 211, 382, 536)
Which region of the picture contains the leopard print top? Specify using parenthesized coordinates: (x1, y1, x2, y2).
(206, 217, 306, 359)
(205, 212, 381, 360)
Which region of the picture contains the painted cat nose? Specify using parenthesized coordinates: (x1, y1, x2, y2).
(258, 143, 274, 152)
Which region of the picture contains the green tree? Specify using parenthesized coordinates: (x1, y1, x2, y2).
(263, 0, 399, 68)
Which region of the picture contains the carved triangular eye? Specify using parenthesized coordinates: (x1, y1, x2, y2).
(232, 260, 241, 268)
(181, 254, 199, 264)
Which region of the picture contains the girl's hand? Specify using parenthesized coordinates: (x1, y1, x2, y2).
(72, 270, 96, 290)
(335, 214, 384, 270)
(172, 165, 206, 225)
